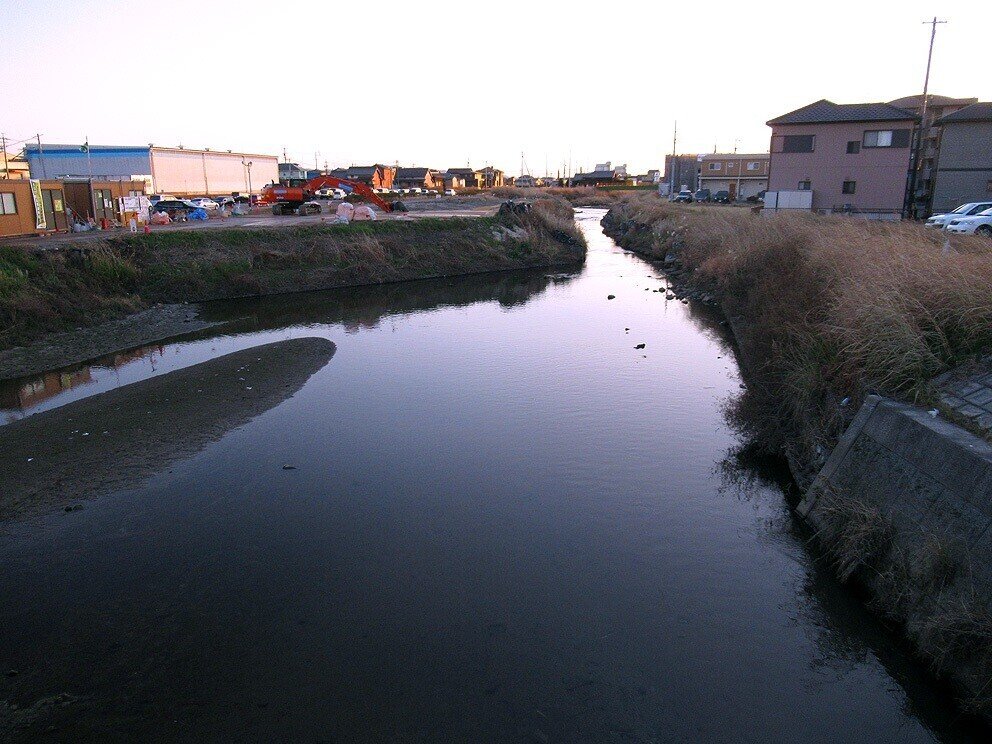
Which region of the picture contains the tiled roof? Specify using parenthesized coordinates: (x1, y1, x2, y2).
(767, 99, 917, 126)
(395, 167, 432, 178)
(938, 102, 992, 124)
(888, 94, 978, 109)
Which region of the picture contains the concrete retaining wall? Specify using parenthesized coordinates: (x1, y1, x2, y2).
(797, 395, 992, 714)
(798, 397, 992, 587)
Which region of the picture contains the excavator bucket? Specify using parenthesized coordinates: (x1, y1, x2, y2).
(391, 201, 409, 213)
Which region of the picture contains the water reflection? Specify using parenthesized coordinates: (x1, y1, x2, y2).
(0, 268, 575, 423)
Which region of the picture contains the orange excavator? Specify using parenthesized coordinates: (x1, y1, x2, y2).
(259, 175, 406, 216)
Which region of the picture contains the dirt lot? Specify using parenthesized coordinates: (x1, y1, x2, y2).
(0, 195, 503, 250)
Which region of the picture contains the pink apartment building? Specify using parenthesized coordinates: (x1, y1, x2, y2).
(766, 100, 919, 217)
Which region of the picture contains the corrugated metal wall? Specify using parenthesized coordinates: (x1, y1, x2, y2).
(150, 149, 279, 196)
(25, 146, 151, 180)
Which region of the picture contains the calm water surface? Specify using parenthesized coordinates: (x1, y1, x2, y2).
(0, 210, 983, 742)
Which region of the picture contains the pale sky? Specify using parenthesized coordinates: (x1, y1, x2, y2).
(1, 0, 988, 176)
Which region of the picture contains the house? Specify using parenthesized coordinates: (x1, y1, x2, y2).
(888, 94, 978, 216)
(572, 162, 632, 187)
(633, 169, 661, 185)
(514, 174, 538, 188)
(393, 167, 440, 190)
(766, 99, 918, 218)
(474, 166, 505, 189)
(0, 151, 29, 180)
(931, 102, 992, 215)
(24, 143, 278, 196)
(663, 154, 700, 193)
(698, 154, 769, 200)
(279, 162, 309, 183)
(328, 164, 395, 190)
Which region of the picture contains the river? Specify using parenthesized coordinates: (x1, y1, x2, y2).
(0, 209, 984, 742)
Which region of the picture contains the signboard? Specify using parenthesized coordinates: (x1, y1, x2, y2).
(29, 179, 46, 229)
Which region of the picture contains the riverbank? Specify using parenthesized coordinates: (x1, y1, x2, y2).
(603, 197, 992, 720)
(0, 198, 584, 365)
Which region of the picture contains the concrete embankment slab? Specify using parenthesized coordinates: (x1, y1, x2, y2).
(798, 395, 992, 582)
(798, 394, 992, 715)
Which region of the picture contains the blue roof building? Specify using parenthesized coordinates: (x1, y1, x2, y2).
(25, 144, 152, 180)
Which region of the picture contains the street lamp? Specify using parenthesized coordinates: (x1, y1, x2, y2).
(242, 159, 253, 211)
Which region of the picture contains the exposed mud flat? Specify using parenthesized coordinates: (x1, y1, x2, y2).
(0, 337, 334, 522)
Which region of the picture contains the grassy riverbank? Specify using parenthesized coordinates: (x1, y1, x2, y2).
(604, 196, 992, 717)
(603, 197, 992, 484)
(0, 199, 584, 352)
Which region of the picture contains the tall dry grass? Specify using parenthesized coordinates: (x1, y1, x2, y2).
(603, 197, 992, 479)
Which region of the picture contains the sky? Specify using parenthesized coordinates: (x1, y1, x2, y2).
(1, 0, 989, 176)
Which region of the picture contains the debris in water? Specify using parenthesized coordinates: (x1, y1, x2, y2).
(64, 504, 83, 512)
(634, 343, 646, 350)
(282, 464, 297, 470)
(607, 295, 616, 300)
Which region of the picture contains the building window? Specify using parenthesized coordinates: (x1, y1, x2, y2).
(798, 180, 811, 191)
(708, 162, 721, 171)
(774, 134, 815, 153)
(846, 141, 861, 154)
(0, 192, 16, 215)
(863, 129, 911, 148)
(987, 180, 992, 194)
(746, 161, 760, 171)
(842, 181, 857, 194)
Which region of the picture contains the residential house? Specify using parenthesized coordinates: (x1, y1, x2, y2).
(440, 170, 468, 190)
(393, 167, 441, 190)
(766, 99, 918, 218)
(571, 162, 632, 187)
(328, 164, 396, 190)
(931, 102, 992, 214)
(698, 154, 769, 200)
(633, 169, 661, 185)
(0, 151, 29, 180)
(888, 94, 978, 216)
(663, 154, 700, 193)
(474, 166, 505, 189)
(279, 162, 309, 183)
(514, 174, 538, 188)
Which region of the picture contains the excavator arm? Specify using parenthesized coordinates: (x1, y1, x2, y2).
(260, 175, 401, 214)
(303, 175, 395, 212)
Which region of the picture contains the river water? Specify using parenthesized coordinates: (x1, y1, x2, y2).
(0, 210, 984, 742)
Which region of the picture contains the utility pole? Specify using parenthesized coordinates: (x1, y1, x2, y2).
(36, 134, 47, 179)
(1, 134, 8, 178)
(670, 120, 677, 195)
(906, 16, 947, 219)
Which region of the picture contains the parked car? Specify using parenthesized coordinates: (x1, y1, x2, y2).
(926, 202, 992, 229)
(672, 189, 694, 203)
(148, 194, 178, 205)
(745, 190, 766, 203)
(151, 200, 192, 218)
(713, 190, 731, 204)
(298, 201, 322, 215)
(944, 207, 992, 236)
(694, 188, 712, 203)
(189, 197, 218, 211)
(444, 189, 456, 196)
(315, 188, 347, 200)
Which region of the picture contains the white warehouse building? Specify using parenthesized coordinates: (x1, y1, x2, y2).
(24, 143, 279, 197)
